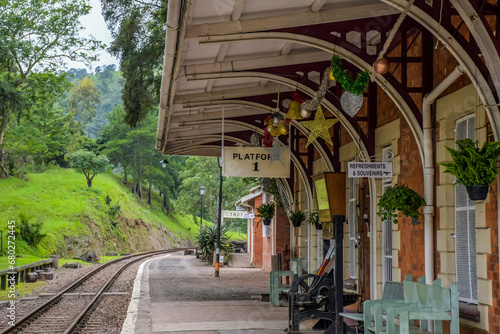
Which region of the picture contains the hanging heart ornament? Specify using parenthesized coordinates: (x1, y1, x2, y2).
(340, 91, 364, 117)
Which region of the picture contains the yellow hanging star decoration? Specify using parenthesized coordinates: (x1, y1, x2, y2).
(301, 105, 338, 147)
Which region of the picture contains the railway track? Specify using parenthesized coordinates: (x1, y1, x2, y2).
(1, 249, 183, 334)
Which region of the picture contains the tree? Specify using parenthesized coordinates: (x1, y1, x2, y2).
(102, 0, 167, 126)
(98, 106, 186, 210)
(0, 0, 104, 176)
(68, 150, 109, 187)
(68, 76, 101, 127)
(175, 157, 258, 225)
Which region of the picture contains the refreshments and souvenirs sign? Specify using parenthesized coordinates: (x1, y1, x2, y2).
(348, 162, 392, 178)
(222, 147, 290, 178)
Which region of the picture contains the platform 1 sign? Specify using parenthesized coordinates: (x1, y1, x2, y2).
(222, 210, 254, 219)
(222, 147, 290, 178)
(348, 162, 392, 178)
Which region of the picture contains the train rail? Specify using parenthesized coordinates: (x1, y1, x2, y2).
(1, 249, 184, 333)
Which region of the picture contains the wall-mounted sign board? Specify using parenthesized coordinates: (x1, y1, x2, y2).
(222, 210, 254, 219)
(312, 172, 346, 222)
(348, 162, 392, 178)
(222, 147, 290, 178)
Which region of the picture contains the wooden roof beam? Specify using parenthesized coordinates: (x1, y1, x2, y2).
(186, 3, 399, 38)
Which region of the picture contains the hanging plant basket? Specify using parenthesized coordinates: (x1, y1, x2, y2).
(289, 210, 305, 228)
(256, 202, 275, 226)
(307, 212, 320, 228)
(440, 139, 500, 201)
(466, 185, 489, 201)
(377, 185, 425, 224)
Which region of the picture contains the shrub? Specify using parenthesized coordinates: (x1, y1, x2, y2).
(196, 225, 230, 263)
(15, 213, 46, 247)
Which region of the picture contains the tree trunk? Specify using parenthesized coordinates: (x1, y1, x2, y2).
(148, 182, 152, 206)
(136, 183, 142, 198)
(132, 177, 136, 194)
(0, 111, 11, 149)
(123, 168, 128, 183)
(163, 192, 168, 211)
(87, 177, 92, 188)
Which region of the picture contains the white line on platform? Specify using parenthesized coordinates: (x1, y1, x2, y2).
(121, 254, 171, 334)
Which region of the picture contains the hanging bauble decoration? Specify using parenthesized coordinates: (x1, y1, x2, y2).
(286, 100, 302, 119)
(328, 68, 335, 81)
(279, 122, 289, 136)
(300, 108, 312, 118)
(269, 125, 281, 137)
(340, 91, 364, 117)
(285, 90, 304, 120)
(373, 57, 389, 74)
(301, 105, 339, 147)
(263, 116, 274, 147)
(330, 56, 370, 95)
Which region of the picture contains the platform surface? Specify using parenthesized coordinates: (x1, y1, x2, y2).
(124, 252, 288, 334)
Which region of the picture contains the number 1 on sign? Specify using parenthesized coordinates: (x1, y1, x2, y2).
(253, 162, 259, 171)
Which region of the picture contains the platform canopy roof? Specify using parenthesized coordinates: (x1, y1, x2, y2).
(156, 0, 500, 159)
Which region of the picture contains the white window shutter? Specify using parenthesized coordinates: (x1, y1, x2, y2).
(454, 115, 478, 303)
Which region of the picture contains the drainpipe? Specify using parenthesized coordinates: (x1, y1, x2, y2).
(422, 65, 464, 285)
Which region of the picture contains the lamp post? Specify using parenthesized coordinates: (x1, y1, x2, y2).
(199, 185, 205, 234)
(215, 156, 223, 277)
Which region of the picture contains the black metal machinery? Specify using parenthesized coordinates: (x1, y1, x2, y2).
(288, 215, 358, 333)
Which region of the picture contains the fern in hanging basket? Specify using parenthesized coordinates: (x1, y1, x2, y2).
(256, 202, 275, 225)
(439, 138, 500, 187)
(377, 185, 425, 224)
(289, 210, 305, 227)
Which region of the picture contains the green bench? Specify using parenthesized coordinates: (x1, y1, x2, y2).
(339, 274, 413, 333)
(372, 279, 459, 334)
(269, 258, 302, 307)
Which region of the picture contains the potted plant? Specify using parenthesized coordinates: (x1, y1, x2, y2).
(377, 185, 425, 224)
(256, 202, 275, 225)
(289, 210, 305, 228)
(308, 212, 321, 230)
(440, 138, 500, 201)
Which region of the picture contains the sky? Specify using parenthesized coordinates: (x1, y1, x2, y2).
(65, 0, 120, 71)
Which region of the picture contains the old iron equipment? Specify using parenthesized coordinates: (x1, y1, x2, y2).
(288, 215, 358, 333)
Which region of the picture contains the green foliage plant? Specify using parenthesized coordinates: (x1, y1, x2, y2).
(377, 185, 425, 224)
(256, 202, 276, 221)
(330, 56, 370, 95)
(196, 225, 230, 263)
(68, 150, 109, 187)
(439, 138, 500, 187)
(307, 212, 320, 225)
(289, 210, 305, 227)
(16, 213, 46, 247)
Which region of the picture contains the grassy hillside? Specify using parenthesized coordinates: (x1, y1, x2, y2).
(0, 168, 221, 257)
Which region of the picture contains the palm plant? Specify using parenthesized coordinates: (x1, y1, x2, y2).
(196, 225, 230, 263)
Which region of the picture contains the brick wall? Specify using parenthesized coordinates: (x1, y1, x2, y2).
(275, 205, 291, 266)
(251, 196, 263, 267)
(249, 195, 290, 271)
(397, 116, 426, 279)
